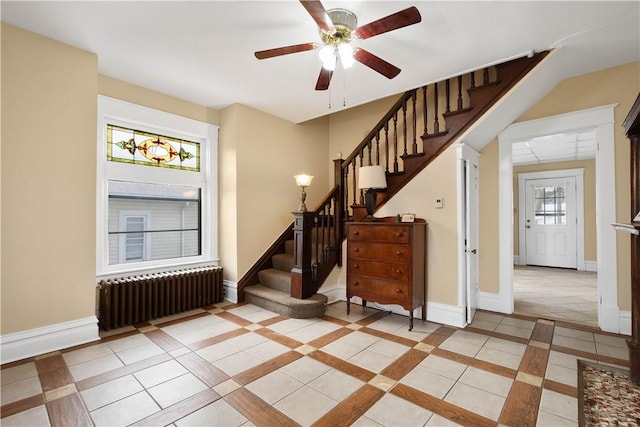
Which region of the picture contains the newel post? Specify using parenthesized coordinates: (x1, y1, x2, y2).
(291, 211, 315, 299)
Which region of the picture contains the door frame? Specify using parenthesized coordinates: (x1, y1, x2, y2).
(456, 143, 481, 323)
(497, 104, 619, 333)
(517, 169, 585, 270)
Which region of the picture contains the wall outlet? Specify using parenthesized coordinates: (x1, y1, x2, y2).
(435, 197, 444, 209)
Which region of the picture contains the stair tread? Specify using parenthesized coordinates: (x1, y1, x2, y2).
(245, 285, 327, 305)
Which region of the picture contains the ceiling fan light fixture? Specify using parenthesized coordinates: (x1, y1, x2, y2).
(338, 43, 354, 68)
(319, 44, 336, 70)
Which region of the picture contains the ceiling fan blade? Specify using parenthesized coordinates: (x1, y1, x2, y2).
(355, 6, 422, 40)
(315, 67, 333, 91)
(353, 49, 401, 79)
(254, 42, 317, 60)
(300, 0, 335, 33)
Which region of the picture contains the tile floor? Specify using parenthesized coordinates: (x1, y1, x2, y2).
(1, 301, 630, 426)
(514, 265, 598, 328)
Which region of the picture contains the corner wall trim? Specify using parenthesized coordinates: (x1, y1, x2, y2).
(0, 316, 99, 364)
(223, 280, 238, 304)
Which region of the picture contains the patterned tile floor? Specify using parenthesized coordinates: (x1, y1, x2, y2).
(0, 301, 631, 426)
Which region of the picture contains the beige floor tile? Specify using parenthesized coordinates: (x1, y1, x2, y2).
(426, 413, 463, 426)
(279, 356, 331, 384)
(147, 373, 208, 408)
(226, 305, 277, 323)
(308, 368, 365, 401)
(196, 340, 241, 363)
(245, 370, 303, 404)
(536, 409, 578, 427)
(212, 350, 263, 376)
(458, 366, 513, 397)
(244, 340, 290, 361)
(368, 339, 411, 359)
(475, 346, 522, 370)
(80, 374, 143, 411)
(364, 392, 433, 426)
(445, 382, 506, 421)
(63, 344, 114, 367)
(133, 360, 189, 388)
(116, 342, 165, 365)
(68, 353, 124, 381)
(552, 335, 596, 353)
(0, 362, 38, 385)
(494, 324, 533, 339)
(352, 415, 383, 426)
(106, 333, 152, 353)
(418, 354, 468, 381)
(1, 376, 42, 405)
(595, 344, 629, 360)
(554, 326, 594, 342)
(90, 391, 160, 426)
(484, 336, 528, 356)
(287, 321, 342, 343)
(545, 364, 577, 387)
(225, 332, 268, 351)
(400, 366, 456, 399)
(348, 349, 395, 373)
(267, 317, 320, 335)
(175, 399, 248, 427)
(274, 385, 338, 426)
(538, 389, 578, 422)
(594, 333, 628, 349)
(0, 405, 51, 427)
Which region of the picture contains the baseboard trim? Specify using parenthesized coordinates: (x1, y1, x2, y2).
(0, 316, 99, 364)
(620, 310, 631, 336)
(477, 291, 500, 312)
(223, 280, 238, 304)
(513, 255, 520, 265)
(584, 260, 598, 272)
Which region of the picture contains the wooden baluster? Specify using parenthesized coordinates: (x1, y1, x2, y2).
(457, 75, 463, 110)
(351, 159, 357, 207)
(445, 79, 451, 114)
(367, 140, 372, 166)
(359, 152, 365, 203)
(384, 122, 390, 173)
(412, 90, 417, 154)
(470, 71, 476, 89)
(483, 67, 489, 86)
(393, 112, 399, 172)
(422, 86, 428, 137)
(433, 82, 440, 134)
(375, 131, 380, 166)
(402, 102, 408, 156)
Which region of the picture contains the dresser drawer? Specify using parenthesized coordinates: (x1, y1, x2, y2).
(348, 224, 410, 243)
(348, 242, 411, 263)
(348, 260, 410, 281)
(348, 275, 410, 306)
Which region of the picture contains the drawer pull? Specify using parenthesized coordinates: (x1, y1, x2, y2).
(395, 288, 402, 293)
(395, 250, 403, 256)
(353, 263, 359, 269)
(395, 232, 404, 238)
(395, 269, 402, 275)
(353, 230, 360, 236)
(353, 281, 359, 287)
(354, 247, 360, 253)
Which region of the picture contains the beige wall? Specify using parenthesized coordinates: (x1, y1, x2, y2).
(220, 104, 330, 282)
(513, 159, 597, 261)
(1, 24, 98, 334)
(479, 61, 639, 311)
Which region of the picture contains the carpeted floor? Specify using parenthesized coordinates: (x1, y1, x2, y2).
(579, 360, 640, 426)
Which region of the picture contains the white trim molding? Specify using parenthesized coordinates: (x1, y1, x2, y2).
(223, 280, 238, 304)
(620, 310, 632, 336)
(477, 291, 500, 312)
(498, 104, 619, 332)
(584, 261, 598, 272)
(0, 316, 99, 364)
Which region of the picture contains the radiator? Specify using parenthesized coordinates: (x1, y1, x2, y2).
(98, 266, 223, 330)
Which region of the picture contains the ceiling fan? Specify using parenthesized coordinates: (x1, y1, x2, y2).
(254, 0, 422, 91)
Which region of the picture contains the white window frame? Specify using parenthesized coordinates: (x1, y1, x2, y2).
(118, 211, 151, 264)
(97, 96, 219, 278)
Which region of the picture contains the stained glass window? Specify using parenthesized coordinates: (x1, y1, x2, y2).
(107, 124, 200, 172)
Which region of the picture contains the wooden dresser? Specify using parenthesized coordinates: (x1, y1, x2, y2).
(346, 220, 427, 330)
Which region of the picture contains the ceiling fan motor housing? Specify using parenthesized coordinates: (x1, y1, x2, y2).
(321, 8, 357, 44)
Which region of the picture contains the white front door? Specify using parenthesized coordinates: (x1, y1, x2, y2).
(465, 160, 479, 323)
(524, 176, 577, 268)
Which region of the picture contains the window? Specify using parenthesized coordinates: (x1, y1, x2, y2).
(533, 185, 566, 225)
(97, 96, 218, 276)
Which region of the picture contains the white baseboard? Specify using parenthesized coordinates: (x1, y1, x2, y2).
(513, 255, 520, 265)
(619, 310, 631, 336)
(0, 316, 99, 364)
(477, 291, 500, 312)
(223, 280, 238, 304)
(584, 260, 598, 272)
(321, 286, 345, 304)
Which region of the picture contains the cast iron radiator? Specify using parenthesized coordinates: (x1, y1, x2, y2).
(98, 266, 223, 330)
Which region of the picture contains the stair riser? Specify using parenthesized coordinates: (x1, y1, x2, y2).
(258, 270, 291, 294)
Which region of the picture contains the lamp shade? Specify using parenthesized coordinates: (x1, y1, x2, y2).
(294, 174, 313, 187)
(358, 165, 387, 190)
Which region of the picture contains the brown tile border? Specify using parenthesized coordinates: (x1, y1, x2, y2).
(254, 328, 304, 349)
(45, 392, 92, 427)
(380, 349, 428, 381)
(359, 326, 418, 347)
(431, 348, 517, 379)
(0, 394, 45, 418)
(35, 354, 74, 392)
(356, 310, 391, 326)
(225, 388, 299, 427)
(391, 382, 496, 427)
(258, 314, 289, 327)
(312, 384, 385, 427)
(320, 315, 351, 326)
(530, 322, 555, 344)
(519, 346, 550, 378)
(308, 327, 353, 349)
(188, 328, 248, 351)
(465, 326, 530, 345)
(309, 350, 376, 383)
(176, 352, 230, 388)
(215, 311, 253, 327)
(233, 351, 303, 386)
(153, 311, 212, 328)
(550, 344, 629, 368)
(145, 329, 185, 352)
(498, 379, 542, 427)
(543, 378, 578, 398)
(421, 325, 457, 347)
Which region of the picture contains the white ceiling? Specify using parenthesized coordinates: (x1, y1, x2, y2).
(2, 1, 639, 124)
(512, 129, 597, 166)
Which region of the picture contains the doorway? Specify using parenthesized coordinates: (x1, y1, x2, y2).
(497, 104, 620, 333)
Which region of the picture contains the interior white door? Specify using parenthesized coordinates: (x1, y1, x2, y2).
(465, 160, 479, 323)
(525, 176, 577, 268)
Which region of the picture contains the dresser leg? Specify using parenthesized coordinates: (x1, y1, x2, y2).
(409, 313, 414, 331)
(362, 299, 367, 308)
(347, 298, 350, 315)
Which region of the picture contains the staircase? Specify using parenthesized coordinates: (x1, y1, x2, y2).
(238, 51, 550, 318)
(244, 240, 328, 318)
